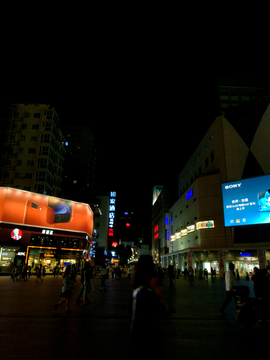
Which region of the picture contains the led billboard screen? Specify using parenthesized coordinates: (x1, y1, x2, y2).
(0, 187, 93, 237)
(222, 174, 270, 227)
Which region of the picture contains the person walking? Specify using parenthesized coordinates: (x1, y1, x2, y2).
(35, 265, 43, 282)
(220, 263, 236, 317)
(76, 262, 86, 304)
(22, 263, 28, 282)
(100, 265, 109, 290)
(211, 267, 215, 282)
(83, 261, 94, 304)
(168, 265, 175, 288)
(189, 266, 194, 285)
(54, 265, 73, 314)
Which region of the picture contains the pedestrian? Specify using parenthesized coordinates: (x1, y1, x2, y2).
(168, 265, 175, 288)
(219, 263, 236, 317)
(189, 266, 194, 285)
(35, 265, 43, 282)
(129, 255, 168, 360)
(211, 267, 215, 282)
(100, 265, 109, 290)
(157, 265, 164, 292)
(76, 262, 86, 304)
(22, 263, 28, 282)
(83, 261, 94, 304)
(12, 266, 18, 281)
(54, 265, 73, 314)
(252, 267, 269, 321)
(204, 268, 208, 281)
(70, 264, 76, 286)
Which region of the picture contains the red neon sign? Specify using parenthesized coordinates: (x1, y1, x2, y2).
(154, 233, 159, 239)
(108, 228, 114, 237)
(154, 225, 159, 233)
(112, 242, 118, 247)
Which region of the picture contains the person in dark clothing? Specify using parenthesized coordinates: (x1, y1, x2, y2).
(129, 255, 168, 360)
(252, 267, 270, 321)
(168, 265, 175, 288)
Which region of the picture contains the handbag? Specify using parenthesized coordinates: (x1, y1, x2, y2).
(130, 286, 144, 332)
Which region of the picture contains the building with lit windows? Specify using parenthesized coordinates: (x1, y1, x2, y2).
(0, 104, 65, 197)
(152, 99, 270, 276)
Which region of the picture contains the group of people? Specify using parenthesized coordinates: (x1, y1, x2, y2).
(54, 263, 110, 313)
(220, 263, 270, 322)
(11, 264, 29, 281)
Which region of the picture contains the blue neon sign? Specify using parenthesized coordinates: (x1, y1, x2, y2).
(186, 189, 193, 200)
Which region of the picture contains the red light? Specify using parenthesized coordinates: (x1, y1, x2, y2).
(108, 228, 114, 236)
(126, 223, 130, 227)
(112, 242, 118, 247)
(154, 225, 159, 233)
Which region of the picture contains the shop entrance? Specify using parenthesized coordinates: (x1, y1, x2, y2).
(0, 246, 20, 273)
(232, 260, 259, 276)
(27, 247, 58, 275)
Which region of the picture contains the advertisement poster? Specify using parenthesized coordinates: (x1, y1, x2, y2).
(222, 174, 270, 227)
(0, 188, 93, 237)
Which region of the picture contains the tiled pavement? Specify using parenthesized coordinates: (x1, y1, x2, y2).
(0, 273, 269, 360)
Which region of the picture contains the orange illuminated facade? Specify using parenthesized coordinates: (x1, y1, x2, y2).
(0, 187, 94, 274)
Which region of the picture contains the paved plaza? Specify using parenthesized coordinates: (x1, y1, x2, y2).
(0, 272, 269, 360)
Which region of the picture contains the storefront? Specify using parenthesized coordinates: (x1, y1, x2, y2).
(0, 188, 94, 274)
(161, 249, 269, 276)
(26, 246, 86, 274)
(0, 223, 92, 275)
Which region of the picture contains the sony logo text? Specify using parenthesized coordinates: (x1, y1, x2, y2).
(225, 183, 242, 190)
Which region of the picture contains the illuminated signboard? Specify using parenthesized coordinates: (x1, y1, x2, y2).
(186, 189, 193, 200)
(0, 187, 93, 238)
(11, 228, 22, 241)
(152, 186, 163, 206)
(196, 220, 214, 229)
(42, 229, 53, 235)
(108, 191, 116, 237)
(222, 174, 270, 227)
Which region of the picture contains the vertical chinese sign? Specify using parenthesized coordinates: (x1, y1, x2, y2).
(108, 191, 116, 239)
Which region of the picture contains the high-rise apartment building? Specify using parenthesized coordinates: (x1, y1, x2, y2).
(0, 104, 65, 196)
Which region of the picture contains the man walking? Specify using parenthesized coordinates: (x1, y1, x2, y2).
(220, 263, 236, 317)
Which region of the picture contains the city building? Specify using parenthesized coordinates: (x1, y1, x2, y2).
(94, 195, 109, 251)
(151, 186, 176, 264)
(217, 78, 270, 115)
(152, 99, 270, 275)
(0, 104, 66, 197)
(60, 125, 97, 203)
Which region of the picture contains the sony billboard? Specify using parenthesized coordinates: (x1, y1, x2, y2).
(221, 174, 270, 227)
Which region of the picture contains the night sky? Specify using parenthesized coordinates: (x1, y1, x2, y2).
(1, 49, 268, 243)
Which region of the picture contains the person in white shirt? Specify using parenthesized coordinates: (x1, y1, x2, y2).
(220, 263, 236, 316)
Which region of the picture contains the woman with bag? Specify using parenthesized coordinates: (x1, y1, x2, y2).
(54, 265, 73, 314)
